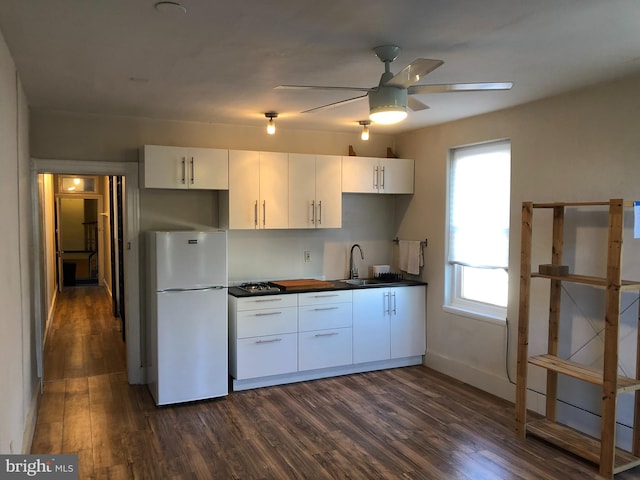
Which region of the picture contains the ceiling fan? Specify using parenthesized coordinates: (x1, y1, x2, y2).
(276, 45, 513, 124)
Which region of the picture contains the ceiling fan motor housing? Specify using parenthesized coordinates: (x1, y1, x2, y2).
(369, 86, 408, 123)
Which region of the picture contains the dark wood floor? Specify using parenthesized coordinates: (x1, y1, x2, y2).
(31, 286, 640, 479)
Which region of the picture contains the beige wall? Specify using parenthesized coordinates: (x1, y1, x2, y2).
(0, 27, 36, 454)
(396, 71, 640, 448)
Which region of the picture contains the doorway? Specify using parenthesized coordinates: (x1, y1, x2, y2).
(31, 159, 142, 385)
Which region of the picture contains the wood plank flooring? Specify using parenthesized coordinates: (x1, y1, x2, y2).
(31, 286, 640, 479)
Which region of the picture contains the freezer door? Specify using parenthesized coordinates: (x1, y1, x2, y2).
(154, 231, 227, 290)
(155, 288, 228, 404)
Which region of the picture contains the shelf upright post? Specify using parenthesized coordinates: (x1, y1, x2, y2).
(515, 202, 533, 437)
(599, 198, 624, 477)
(545, 206, 565, 421)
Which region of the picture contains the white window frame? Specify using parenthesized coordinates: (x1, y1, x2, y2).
(444, 140, 511, 323)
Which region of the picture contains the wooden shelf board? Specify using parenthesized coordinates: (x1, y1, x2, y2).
(531, 201, 634, 208)
(531, 273, 640, 290)
(527, 418, 640, 473)
(528, 354, 640, 393)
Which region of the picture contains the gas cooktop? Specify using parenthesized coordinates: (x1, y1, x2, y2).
(237, 282, 281, 294)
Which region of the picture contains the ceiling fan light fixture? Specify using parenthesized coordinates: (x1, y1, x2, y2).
(368, 87, 408, 125)
(265, 112, 278, 135)
(358, 120, 370, 140)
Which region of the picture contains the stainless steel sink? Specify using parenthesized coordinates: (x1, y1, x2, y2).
(340, 278, 386, 286)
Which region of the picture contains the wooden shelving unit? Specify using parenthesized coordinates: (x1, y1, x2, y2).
(515, 199, 640, 478)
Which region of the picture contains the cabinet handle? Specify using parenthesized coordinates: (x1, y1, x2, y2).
(312, 306, 339, 311)
(373, 165, 378, 189)
(263, 200, 266, 227)
(315, 332, 339, 337)
(318, 200, 322, 225)
(255, 311, 283, 317)
(254, 298, 283, 303)
(380, 166, 385, 190)
(311, 200, 315, 224)
(384, 292, 390, 315)
(313, 294, 339, 298)
(391, 291, 396, 314)
(255, 338, 283, 344)
(190, 157, 195, 184)
(181, 158, 186, 184)
(254, 201, 258, 228)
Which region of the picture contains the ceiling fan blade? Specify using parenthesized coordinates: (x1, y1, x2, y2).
(276, 84, 372, 93)
(408, 97, 430, 112)
(301, 94, 368, 113)
(408, 82, 513, 94)
(385, 59, 444, 88)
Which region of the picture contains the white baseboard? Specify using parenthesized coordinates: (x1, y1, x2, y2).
(425, 351, 515, 402)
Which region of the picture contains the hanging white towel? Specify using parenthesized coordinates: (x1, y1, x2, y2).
(399, 240, 423, 275)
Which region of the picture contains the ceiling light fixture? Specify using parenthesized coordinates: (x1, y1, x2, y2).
(265, 112, 278, 135)
(368, 87, 408, 125)
(359, 120, 370, 141)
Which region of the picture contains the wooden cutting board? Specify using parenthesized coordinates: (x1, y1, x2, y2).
(271, 279, 334, 291)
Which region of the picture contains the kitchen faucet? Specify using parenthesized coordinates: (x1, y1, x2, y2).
(349, 244, 364, 279)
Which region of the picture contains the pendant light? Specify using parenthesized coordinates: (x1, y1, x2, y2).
(359, 120, 370, 141)
(265, 112, 278, 135)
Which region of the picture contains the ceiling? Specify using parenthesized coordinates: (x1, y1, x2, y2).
(1, 0, 639, 135)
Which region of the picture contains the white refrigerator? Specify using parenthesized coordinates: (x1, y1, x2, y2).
(147, 230, 228, 405)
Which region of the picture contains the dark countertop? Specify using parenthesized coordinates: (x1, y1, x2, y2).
(228, 279, 427, 298)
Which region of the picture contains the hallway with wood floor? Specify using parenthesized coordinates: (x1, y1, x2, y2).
(30, 286, 640, 479)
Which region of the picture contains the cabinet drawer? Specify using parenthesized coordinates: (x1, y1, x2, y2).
(298, 303, 352, 332)
(298, 327, 353, 371)
(236, 306, 297, 338)
(298, 290, 352, 306)
(235, 333, 298, 379)
(235, 294, 297, 311)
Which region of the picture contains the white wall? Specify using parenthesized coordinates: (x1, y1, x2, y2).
(0, 28, 36, 454)
(396, 71, 640, 447)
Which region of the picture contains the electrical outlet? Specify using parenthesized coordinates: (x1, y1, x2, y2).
(304, 251, 311, 262)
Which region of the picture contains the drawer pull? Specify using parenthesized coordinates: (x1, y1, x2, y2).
(254, 311, 283, 317)
(314, 332, 339, 337)
(313, 307, 339, 311)
(313, 294, 339, 298)
(255, 338, 283, 344)
(254, 298, 283, 303)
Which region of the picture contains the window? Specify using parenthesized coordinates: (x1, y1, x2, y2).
(446, 140, 511, 320)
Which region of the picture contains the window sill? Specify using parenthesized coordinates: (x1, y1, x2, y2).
(442, 304, 507, 326)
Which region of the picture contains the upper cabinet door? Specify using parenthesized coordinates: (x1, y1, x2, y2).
(142, 145, 229, 190)
(187, 147, 229, 190)
(143, 145, 189, 189)
(341, 156, 414, 194)
(341, 156, 379, 193)
(228, 150, 260, 229)
(379, 158, 414, 194)
(288, 153, 316, 228)
(259, 152, 288, 229)
(314, 155, 342, 228)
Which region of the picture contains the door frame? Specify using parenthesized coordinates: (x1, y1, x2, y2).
(55, 193, 104, 290)
(31, 158, 143, 384)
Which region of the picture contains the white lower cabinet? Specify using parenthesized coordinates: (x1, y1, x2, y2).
(297, 291, 353, 371)
(229, 294, 298, 380)
(353, 285, 426, 364)
(230, 286, 424, 390)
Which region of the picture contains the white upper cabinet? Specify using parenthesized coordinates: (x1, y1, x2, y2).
(226, 150, 288, 229)
(289, 154, 342, 229)
(142, 145, 228, 190)
(342, 156, 414, 194)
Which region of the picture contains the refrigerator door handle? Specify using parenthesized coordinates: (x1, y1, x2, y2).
(158, 286, 225, 293)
